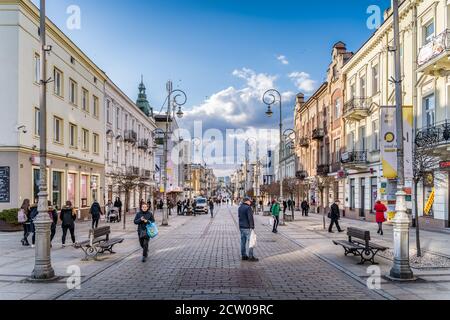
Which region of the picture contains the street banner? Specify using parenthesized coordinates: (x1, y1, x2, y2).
(381, 107, 397, 179)
(403, 106, 414, 179)
(424, 187, 435, 215)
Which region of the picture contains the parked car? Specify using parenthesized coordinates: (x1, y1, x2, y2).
(194, 197, 208, 215)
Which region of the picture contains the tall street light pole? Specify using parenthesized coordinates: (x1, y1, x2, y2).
(389, 0, 414, 280)
(162, 81, 187, 226)
(31, 0, 55, 281)
(263, 89, 284, 225)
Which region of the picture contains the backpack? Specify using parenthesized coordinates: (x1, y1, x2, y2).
(18, 209, 27, 223)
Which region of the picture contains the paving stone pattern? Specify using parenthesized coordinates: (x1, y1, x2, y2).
(59, 206, 385, 300)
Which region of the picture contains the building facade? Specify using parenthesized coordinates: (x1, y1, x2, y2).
(0, 0, 106, 218)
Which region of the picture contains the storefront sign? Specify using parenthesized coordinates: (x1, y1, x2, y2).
(381, 107, 397, 179)
(30, 156, 52, 167)
(0, 167, 10, 203)
(440, 161, 450, 169)
(424, 187, 435, 215)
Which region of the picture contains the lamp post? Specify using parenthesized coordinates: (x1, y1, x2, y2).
(389, 0, 414, 280)
(263, 89, 285, 225)
(31, 0, 55, 281)
(162, 81, 187, 226)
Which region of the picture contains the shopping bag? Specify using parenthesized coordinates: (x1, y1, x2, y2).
(146, 222, 159, 239)
(249, 230, 257, 249)
(268, 217, 274, 227)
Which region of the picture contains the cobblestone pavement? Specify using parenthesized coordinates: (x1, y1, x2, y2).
(58, 206, 385, 300)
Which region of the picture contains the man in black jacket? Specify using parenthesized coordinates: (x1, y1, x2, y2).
(328, 200, 344, 233)
(238, 197, 258, 262)
(89, 200, 103, 229)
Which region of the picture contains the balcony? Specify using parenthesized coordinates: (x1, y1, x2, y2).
(126, 166, 140, 176)
(415, 120, 450, 155)
(343, 98, 370, 121)
(296, 170, 308, 180)
(330, 162, 342, 173)
(138, 139, 149, 150)
(124, 130, 137, 144)
(417, 30, 450, 76)
(312, 128, 325, 140)
(299, 137, 309, 148)
(316, 164, 330, 176)
(140, 169, 152, 179)
(341, 151, 368, 167)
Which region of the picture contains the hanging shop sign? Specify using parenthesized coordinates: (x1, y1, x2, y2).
(424, 187, 435, 216)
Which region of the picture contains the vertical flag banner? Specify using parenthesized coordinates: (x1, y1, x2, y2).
(403, 106, 414, 180)
(424, 187, 435, 215)
(381, 106, 397, 179)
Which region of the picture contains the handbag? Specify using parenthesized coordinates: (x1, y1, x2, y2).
(249, 230, 257, 249)
(146, 222, 159, 239)
(268, 217, 274, 227)
(18, 209, 27, 223)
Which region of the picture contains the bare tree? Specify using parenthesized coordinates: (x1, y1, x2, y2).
(413, 141, 441, 257)
(317, 176, 335, 230)
(109, 168, 141, 230)
(283, 178, 298, 219)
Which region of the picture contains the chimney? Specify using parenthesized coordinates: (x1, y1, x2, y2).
(296, 93, 305, 106)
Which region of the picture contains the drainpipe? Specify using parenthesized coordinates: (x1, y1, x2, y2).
(411, 1, 418, 222)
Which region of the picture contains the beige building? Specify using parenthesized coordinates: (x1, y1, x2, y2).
(0, 0, 106, 218)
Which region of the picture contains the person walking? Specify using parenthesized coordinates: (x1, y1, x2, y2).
(89, 200, 103, 229)
(29, 202, 38, 248)
(374, 200, 388, 236)
(271, 198, 281, 233)
(18, 199, 31, 246)
(238, 197, 258, 262)
(328, 200, 344, 233)
(60, 201, 77, 247)
(114, 197, 122, 222)
(177, 200, 183, 215)
(282, 200, 288, 215)
(209, 198, 215, 218)
(134, 202, 155, 263)
(47, 201, 58, 246)
(301, 200, 309, 217)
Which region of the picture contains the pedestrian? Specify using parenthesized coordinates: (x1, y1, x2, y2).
(29, 202, 38, 248)
(287, 199, 293, 211)
(47, 201, 58, 246)
(177, 200, 183, 215)
(328, 200, 344, 233)
(301, 200, 309, 217)
(114, 197, 122, 222)
(89, 199, 103, 229)
(271, 198, 281, 233)
(60, 201, 77, 247)
(106, 199, 113, 214)
(134, 202, 155, 263)
(192, 199, 197, 216)
(18, 199, 31, 246)
(282, 200, 288, 215)
(374, 200, 388, 236)
(158, 199, 164, 210)
(209, 198, 215, 218)
(238, 197, 258, 262)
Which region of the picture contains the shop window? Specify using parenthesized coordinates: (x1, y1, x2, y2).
(81, 175, 88, 208)
(67, 173, 76, 206)
(52, 171, 62, 210)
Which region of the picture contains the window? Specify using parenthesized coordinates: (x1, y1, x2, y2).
(372, 120, 379, 151)
(350, 83, 356, 99)
(350, 179, 356, 210)
(34, 54, 40, 83)
(424, 94, 435, 128)
(116, 108, 120, 130)
(52, 171, 63, 210)
(347, 132, 355, 151)
(53, 68, 63, 96)
(82, 88, 89, 112)
(334, 98, 341, 119)
(424, 21, 435, 44)
(370, 177, 378, 213)
(334, 138, 341, 163)
(69, 123, 77, 148)
(359, 126, 366, 151)
(82, 128, 89, 151)
(116, 146, 120, 163)
(34, 108, 40, 136)
(81, 175, 88, 207)
(372, 65, 379, 94)
(359, 75, 366, 97)
(125, 114, 128, 131)
(93, 96, 99, 118)
(67, 173, 76, 206)
(53, 116, 63, 144)
(106, 101, 112, 124)
(93, 133, 100, 154)
(106, 142, 111, 162)
(69, 79, 77, 105)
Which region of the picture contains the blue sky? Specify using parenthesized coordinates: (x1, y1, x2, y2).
(33, 0, 391, 175)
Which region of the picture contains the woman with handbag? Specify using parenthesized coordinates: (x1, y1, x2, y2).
(134, 202, 155, 263)
(374, 200, 388, 236)
(18, 199, 31, 246)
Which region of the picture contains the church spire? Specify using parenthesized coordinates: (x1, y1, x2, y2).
(136, 76, 153, 117)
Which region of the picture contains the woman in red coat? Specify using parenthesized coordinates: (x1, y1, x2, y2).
(374, 200, 387, 235)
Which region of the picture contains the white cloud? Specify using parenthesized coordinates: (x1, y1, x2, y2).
(277, 55, 289, 65)
(288, 71, 317, 94)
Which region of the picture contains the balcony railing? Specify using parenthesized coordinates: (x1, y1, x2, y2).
(316, 164, 330, 176)
(296, 170, 308, 180)
(418, 29, 450, 69)
(330, 162, 341, 173)
(299, 137, 310, 148)
(341, 151, 367, 165)
(138, 138, 149, 150)
(415, 120, 450, 148)
(343, 98, 370, 121)
(312, 128, 325, 140)
(124, 130, 137, 143)
(126, 166, 140, 176)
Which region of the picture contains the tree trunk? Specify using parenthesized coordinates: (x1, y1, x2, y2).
(414, 180, 422, 257)
(291, 193, 295, 220)
(123, 190, 129, 231)
(321, 189, 325, 230)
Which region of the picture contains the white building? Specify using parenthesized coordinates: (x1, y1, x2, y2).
(0, 0, 106, 218)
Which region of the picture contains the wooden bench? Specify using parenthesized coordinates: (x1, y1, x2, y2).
(74, 226, 124, 261)
(333, 227, 388, 265)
